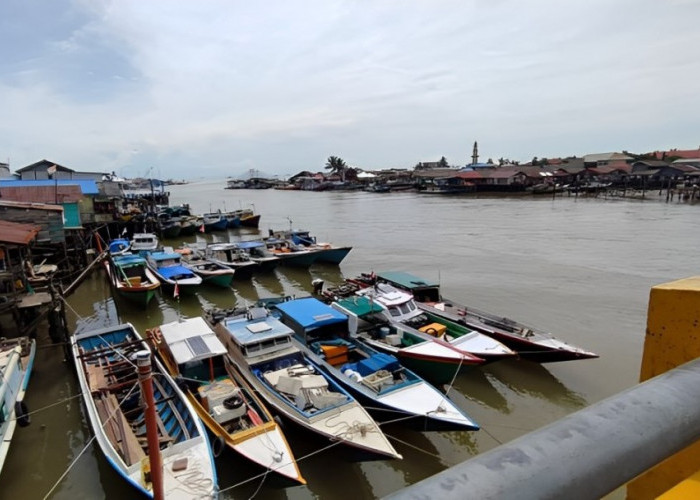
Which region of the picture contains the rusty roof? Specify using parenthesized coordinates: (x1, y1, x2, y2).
(0, 200, 64, 211)
(0, 185, 82, 203)
(0, 220, 41, 245)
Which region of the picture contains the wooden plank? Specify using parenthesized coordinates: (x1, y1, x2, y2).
(86, 363, 107, 392)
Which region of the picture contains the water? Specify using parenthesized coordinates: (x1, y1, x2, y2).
(2, 181, 697, 499)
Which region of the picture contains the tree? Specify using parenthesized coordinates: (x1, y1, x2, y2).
(325, 156, 348, 181)
(438, 156, 449, 168)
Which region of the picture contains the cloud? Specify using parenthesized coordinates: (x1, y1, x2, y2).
(1, 0, 699, 177)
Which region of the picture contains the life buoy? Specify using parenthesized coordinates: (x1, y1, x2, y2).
(212, 435, 225, 458)
(15, 400, 30, 427)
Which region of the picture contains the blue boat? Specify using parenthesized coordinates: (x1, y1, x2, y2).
(108, 238, 131, 255)
(208, 307, 401, 459)
(273, 297, 479, 431)
(145, 251, 202, 293)
(71, 323, 217, 498)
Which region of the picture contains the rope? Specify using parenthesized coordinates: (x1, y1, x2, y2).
(42, 382, 139, 500)
(443, 354, 466, 400)
(58, 295, 84, 321)
(384, 432, 443, 460)
(6, 393, 83, 423)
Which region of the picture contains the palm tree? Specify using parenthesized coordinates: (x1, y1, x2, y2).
(325, 156, 348, 182)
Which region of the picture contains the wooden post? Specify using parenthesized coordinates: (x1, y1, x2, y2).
(137, 351, 164, 500)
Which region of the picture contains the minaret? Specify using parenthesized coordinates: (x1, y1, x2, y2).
(471, 141, 479, 165)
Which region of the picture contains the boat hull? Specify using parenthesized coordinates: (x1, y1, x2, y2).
(240, 214, 261, 228)
(313, 246, 352, 264)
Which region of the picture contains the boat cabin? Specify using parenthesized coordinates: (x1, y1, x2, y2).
(273, 297, 350, 345)
(223, 308, 296, 358)
(377, 271, 442, 303)
(130, 233, 159, 253)
(355, 283, 423, 323)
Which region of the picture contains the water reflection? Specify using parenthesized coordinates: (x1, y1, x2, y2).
(450, 368, 510, 413)
(484, 359, 588, 409)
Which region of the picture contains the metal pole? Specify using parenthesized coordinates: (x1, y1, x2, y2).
(386, 357, 700, 500)
(137, 350, 164, 500)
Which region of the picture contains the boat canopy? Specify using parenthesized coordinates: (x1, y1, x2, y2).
(159, 317, 227, 365)
(224, 314, 294, 347)
(377, 271, 440, 290)
(235, 241, 264, 250)
(275, 297, 347, 329)
(149, 251, 182, 261)
(113, 254, 146, 267)
(158, 265, 193, 279)
(108, 238, 130, 254)
(335, 296, 385, 318)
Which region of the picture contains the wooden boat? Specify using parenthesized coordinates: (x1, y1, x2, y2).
(332, 295, 485, 384)
(268, 229, 351, 264)
(202, 213, 228, 232)
(237, 209, 261, 228)
(71, 323, 217, 499)
(207, 307, 402, 459)
(0, 337, 36, 474)
(350, 281, 516, 363)
(376, 271, 599, 362)
(147, 317, 305, 484)
(233, 241, 280, 272)
(145, 251, 202, 293)
(130, 233, 159, 254)
(174, 247, 235, 288)
(273, 297, 480, 431)
(262, 237, 318, 268)
(108, 238, 131, 256)
(104, 253, 161, 307)
(200, 243, 259, 279)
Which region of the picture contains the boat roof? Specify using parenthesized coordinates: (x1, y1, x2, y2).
(108, 238, 130, 252)
(150, 251, 181, 261)
(223, 311, 295, 347)
(335, 296, 385, 317)
(113, 254, 146, 266)
(158, 265, 192, 279)
(132, 233, 157, 241)
(356, 283, 413, 307)
(235, 240, 264, 249)
(159, 317, 226, 365)
(377, 271, 440, 290)
(275, 297, 347, 329)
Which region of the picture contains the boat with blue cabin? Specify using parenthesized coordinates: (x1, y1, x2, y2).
(273, 297, 480, 431)
(145, 251, 203, 293)
(268, 229, 352, 264)
(207, 306, 402, 459)
(71, 323, 217, 499)
(0, 336, 36, 474)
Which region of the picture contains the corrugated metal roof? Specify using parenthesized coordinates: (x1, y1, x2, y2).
(0, 179, 99, 194)
(0, 220, 40, 245)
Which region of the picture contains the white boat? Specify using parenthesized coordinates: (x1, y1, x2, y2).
(273, 297, 480, 431)
(147, 317, 305, 484)
(72, 323, 217, 499)
(0, 337, 36, 474)
(130, 233, 159, 254)
(145, 251, 203, 293)
(207, 307, 402, 460)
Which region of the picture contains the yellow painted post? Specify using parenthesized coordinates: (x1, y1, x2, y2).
(627, 276, 700, 500)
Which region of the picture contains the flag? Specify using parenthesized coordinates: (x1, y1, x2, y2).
(199, 224, 205, 233)
(47, 164, 57, 175)
(173, 281, 179, 299)
(121, 227, 128, 236)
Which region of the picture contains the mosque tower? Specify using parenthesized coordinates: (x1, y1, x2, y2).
(471, 141, 479, 165)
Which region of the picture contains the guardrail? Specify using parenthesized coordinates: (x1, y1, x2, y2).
(385, 357, 700, 500)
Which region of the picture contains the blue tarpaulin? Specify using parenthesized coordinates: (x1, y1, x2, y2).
(275, 297, 347, 329)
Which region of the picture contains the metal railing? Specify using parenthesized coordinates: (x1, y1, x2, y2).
(386, 357, 700, 500)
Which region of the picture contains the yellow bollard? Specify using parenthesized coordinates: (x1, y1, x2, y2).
(627, 276, 700, 500)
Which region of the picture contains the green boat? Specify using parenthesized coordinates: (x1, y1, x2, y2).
(104, 254, 161, 307)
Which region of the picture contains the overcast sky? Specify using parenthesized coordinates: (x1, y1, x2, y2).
(2, 0, 699, 179)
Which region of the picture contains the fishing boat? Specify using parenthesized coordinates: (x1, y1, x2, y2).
(0, 337, 36, 474)
(331, 295, 485, 384)
(71, 323, 217, 499)
(207, 306, 402, 459)
(268, 229, 351, 264)
(376, 271, 599, 362)
(237, 209, 261, 228)
(233, 241, 280, 272)
(202, 213, 228, 232)
(273, 297, 480, 431)
(105, 253, 161, 307)
(130, 233, 159, 254)
(147, 317, 305, 484)
(201, 243, 259, 279)
(108, 238, 131, 256)
(348, 281, 517, 364)
(174, 247, 235, 288)
(145, 251, 203, 293)
(262, 237, 318, 268)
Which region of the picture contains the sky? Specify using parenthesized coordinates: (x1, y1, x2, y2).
(1, 0, 699, 180)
